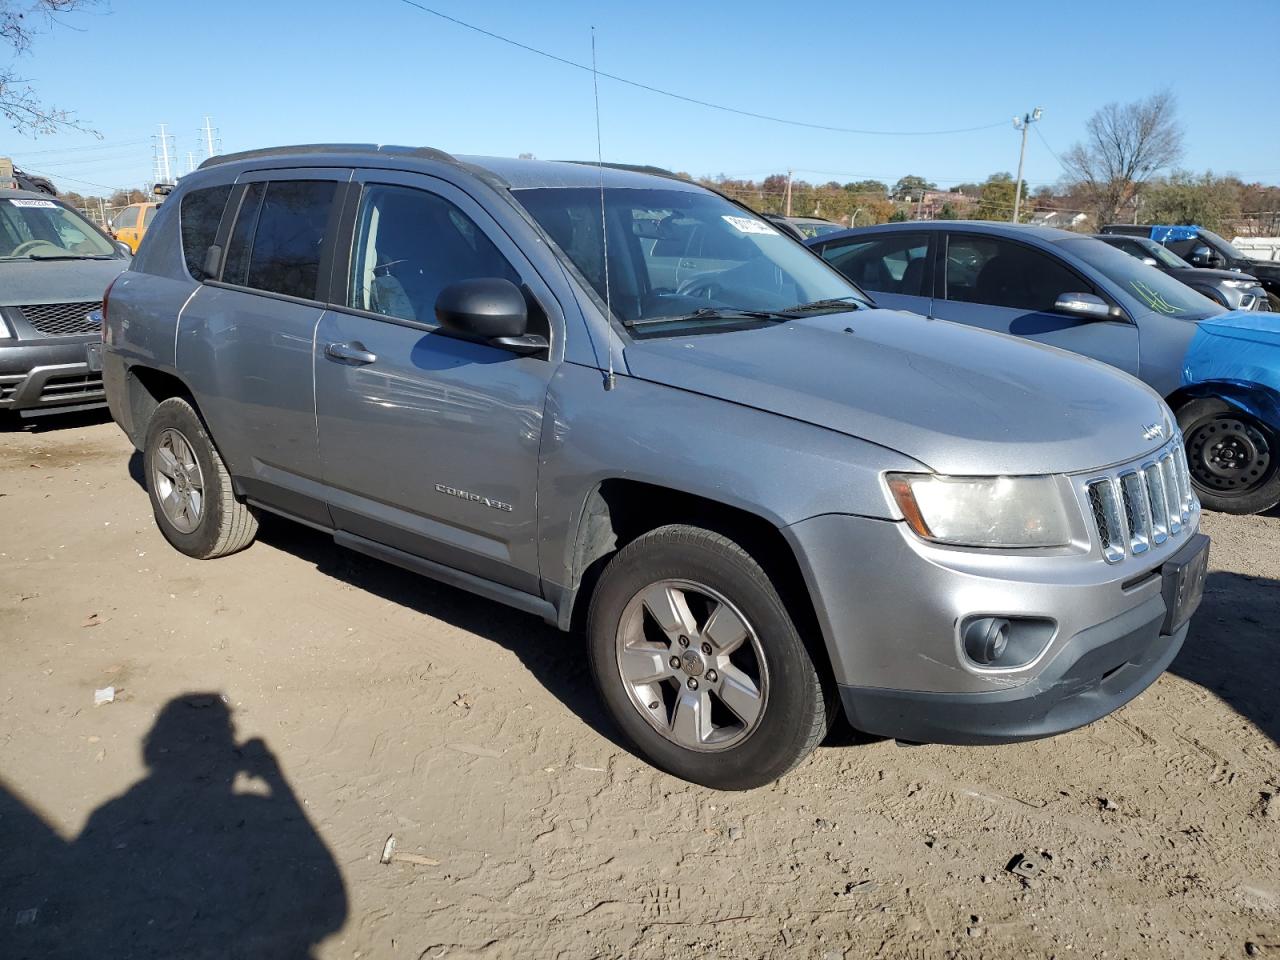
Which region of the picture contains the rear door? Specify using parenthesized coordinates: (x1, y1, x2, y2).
(312, 170, 559, 593)
(176, 168, 349, 525)
(113, 204, 142, 251)
(812, 231, 933, 315)
(928, 232, 1140, 375)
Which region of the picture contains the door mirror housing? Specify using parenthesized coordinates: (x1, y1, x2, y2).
(435, 278, 547, 354)
(1188, 244, 1214, 267)
(1054, 292, 1115, 320)
(1141, 256, 1158, 267)
(114, 240, 133, 259)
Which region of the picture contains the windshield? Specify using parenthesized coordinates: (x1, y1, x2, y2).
(1200, 229, 1248, 261)
(1136, 239, 1192, 269)
(1058, 237, 1224, 322)
(0, 196, 116, 260)
(514, 186, 868, 329)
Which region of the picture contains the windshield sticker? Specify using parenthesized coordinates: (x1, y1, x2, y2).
(8, 198, 57, 208)
(1128, 279, 1184, 315)
(722, 215, 778, 236)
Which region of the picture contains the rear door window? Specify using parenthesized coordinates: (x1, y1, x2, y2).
(179, 185, 232, 280)
(222, 180, 338, 299)
(944, 235, 1084, 311)
(819, 233, 930, 295)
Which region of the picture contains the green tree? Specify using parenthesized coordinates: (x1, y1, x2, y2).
(974, 172, 1032, 221)
(1141, 171, 1242, 233)
(888, 208, 909, 222)
(937, 202, 960, 220)
(844, 179, 888, 197)
(892, 175, 935, 202)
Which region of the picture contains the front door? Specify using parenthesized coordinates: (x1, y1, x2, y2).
(928, 233, 1140, 375)
(313, 172, 558, 593)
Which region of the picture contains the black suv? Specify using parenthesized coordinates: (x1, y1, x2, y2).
(1101, 224, 1280, 308)
(1094, 233, 1269, 312)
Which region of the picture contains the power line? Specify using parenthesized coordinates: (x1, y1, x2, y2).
(394, 0, 1009, 137)
(6, 138, 150, 157)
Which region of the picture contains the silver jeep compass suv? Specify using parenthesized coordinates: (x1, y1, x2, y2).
(102, 146, 1208, 789)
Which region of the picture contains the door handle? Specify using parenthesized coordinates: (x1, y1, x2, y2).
(325, 341, 377, 365)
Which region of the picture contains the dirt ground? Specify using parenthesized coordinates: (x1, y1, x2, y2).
(1, 412, 1277, 960)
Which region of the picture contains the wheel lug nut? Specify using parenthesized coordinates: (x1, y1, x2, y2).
(706, 669, 717, 682)
(669, 656, 681, 669)
(701, 643, 712, 655)
(678, 636, 689, 648)
(686, 678, 698, 690)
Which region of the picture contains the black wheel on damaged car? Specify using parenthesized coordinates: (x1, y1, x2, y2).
(587, 524, 833, 790)
(143, 397, 258, 558)
(1177, 397, 1280, 515)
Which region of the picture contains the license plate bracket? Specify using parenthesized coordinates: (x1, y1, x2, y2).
(1161, 533, 1209, 634)
(85, 342, 102, 372)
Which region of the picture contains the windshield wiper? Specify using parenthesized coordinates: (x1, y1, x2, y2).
(626, 306, 797, 328)
(27, 253, 115, 261)
(779, 295, 864, 314)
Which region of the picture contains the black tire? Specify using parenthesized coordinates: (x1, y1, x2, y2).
(1177, 398, 1280, 515)
(143, 397, 258, 558)
(586, 525, 832, 790)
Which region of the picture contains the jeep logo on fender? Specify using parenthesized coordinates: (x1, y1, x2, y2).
(435, 484, 513, 512)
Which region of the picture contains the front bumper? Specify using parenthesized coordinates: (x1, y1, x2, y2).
(786, 512, 1205, 744)
(0, 339, 105, 414)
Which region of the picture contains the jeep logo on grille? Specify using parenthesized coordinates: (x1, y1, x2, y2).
(1141, 423, 1165, 441)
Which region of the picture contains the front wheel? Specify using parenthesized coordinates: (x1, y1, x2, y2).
(1178, 398, 1280, 514)
(586, 525, 832, 790)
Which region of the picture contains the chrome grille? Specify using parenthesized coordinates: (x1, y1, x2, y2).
(18, 301, 102, 337)
(1085, 437, 1196, 564)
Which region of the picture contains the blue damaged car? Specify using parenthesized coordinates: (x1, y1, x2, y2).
(808, 221, 1280, 515)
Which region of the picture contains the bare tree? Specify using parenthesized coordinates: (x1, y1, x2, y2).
(1062, 90, 1183, 226)
(2, 0, 98, 135)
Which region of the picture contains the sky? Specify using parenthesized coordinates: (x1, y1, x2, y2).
(4, 0, 1279, 196)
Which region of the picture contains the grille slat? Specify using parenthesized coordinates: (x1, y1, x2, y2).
(1087, 436, 1196, 564)
(18, 301, 102, 337)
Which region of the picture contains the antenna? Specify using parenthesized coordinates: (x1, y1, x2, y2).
(591, 26, 615, 392)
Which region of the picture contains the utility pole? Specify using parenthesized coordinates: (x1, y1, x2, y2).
(187, 151, 196, 174)
(784, 170, 793, 217)
(1011, 107, 1042, 223)
(154, 123, 175, 185)
(202, 116, 218, 159)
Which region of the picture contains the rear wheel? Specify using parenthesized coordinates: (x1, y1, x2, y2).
(587, 525, 831, 790)
(144, 397, 258, 558)
(1177, 398, 1280, 514)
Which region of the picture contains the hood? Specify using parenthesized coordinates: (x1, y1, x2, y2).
(1197, 310, 1280, 349)
(624, 309, 1172, 476)
(0, 257, 128, 305)
(1173, 266, 1263, 284)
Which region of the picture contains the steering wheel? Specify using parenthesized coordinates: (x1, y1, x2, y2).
(10, 239, 62, 258)
(676, 274, 726, 300)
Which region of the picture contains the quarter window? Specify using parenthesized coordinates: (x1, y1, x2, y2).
(179, 185, 231, 281)
(348, 184, 519, 325)
(820, 234, 930, 296)
(944, 236, 1084, 312)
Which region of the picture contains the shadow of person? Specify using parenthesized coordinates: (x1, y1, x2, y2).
(1170, 570, 1280, 748)
(2, 693, 347, 960)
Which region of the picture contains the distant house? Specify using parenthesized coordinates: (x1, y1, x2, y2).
(1029, 210, 1088, 230)
(917, 190, 976, 219)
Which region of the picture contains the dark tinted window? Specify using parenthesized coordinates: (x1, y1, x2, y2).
(944, 235, 1082, 311)
(180, 185, 231, 280)
(348, 184, 518, 324)
(821, 233, 930, 296)
(223, 180, 337, 299)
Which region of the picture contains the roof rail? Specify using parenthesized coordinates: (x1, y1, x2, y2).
(198, 143, 456, 171)
(563, 160, 685, 181)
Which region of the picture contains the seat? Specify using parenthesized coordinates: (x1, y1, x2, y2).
(899, 257, 927, 297)
(974, 255, 1030, 308)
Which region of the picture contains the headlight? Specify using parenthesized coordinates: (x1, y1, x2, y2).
(1221, 279, 1256, 289)
(886, 474, 1073, 548)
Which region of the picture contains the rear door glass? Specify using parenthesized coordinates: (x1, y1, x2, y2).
(819, 234, 930, 295)
(222, 180, 338, 299)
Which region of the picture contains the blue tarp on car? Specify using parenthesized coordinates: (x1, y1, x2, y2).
(1150, 225, 1201, 244)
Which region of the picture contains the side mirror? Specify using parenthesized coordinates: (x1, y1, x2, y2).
(153, 183, 174, 197)
(1188, 244, 1213, 267)
(1054, 292, 1113, 320)
(114, 241, 133, 259)
(1141, 257, 1158, 267)
(435, 278, 547, 354)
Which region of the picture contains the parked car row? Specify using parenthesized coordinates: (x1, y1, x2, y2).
(806, 221, 1280, 515)
(84, 145, 1216, 790)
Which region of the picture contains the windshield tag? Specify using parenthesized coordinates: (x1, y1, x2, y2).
(721, 215, 777, 236)
(8, 198, 57, 208)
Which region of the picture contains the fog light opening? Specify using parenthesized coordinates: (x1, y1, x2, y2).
(964, 617, 1011, 665)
